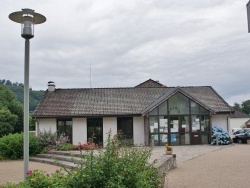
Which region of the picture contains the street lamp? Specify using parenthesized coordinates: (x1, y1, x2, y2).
(9, 8, 46, 180)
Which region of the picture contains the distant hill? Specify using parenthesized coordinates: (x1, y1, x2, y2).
(0, 79, 45, 112)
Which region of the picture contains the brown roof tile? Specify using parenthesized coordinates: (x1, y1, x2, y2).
(33, 86, 233, 117)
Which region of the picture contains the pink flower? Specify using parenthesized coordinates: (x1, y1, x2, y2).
(26, 170, 32, 175)
(46, 173, 50, 177)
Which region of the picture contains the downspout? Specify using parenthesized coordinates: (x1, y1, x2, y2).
(210, 112, 213, 144)
(227, 112, 231, 133)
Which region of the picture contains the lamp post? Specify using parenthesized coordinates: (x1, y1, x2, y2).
(9, 8, 46, 180)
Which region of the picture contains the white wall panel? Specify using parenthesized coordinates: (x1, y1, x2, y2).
(211, 114, 229, 131)
(73, 118, 87, 145)
(36, 118, 57, 135)
(133, 117, 145, 145)
(103, 117, 117, 146)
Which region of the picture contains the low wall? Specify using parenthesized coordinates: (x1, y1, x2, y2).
(154, 154, 177, 187)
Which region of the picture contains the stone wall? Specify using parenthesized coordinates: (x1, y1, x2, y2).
(154, 154, 177, 187)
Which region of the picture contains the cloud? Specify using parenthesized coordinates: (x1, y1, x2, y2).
(0, 0, 250, 105)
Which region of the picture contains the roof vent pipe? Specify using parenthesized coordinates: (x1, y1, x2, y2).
(48, 81, 55, 92)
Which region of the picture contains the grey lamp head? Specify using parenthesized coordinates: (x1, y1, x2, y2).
(9, 8, 46, 39)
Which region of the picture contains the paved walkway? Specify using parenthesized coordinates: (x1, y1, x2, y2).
(165, 144, 250, 188)
(0, 144, 243, 186)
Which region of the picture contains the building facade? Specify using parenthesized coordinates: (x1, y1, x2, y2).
(33, 79, 234, 146)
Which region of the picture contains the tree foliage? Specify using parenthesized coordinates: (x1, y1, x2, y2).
(233, 100, 250, 115)
(0, 79, 44, 112)
(0, 106, 17, 137)
(0, 85, 23, 136)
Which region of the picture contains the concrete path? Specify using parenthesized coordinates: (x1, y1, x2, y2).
(165, 144, 250, 188)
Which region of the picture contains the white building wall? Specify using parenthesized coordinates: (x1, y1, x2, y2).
(103, 117, 117, 146)
(36, 118, 57, 135)
(133, 117, 145, 145)
(229, 118, 250, 130)
(73, 118, 87, 145)
(211, 114, 229, 131)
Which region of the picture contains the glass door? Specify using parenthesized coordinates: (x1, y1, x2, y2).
(191, 115, 201, 145)
(180, 116, 190, 145)
(169, 116, 179, 145)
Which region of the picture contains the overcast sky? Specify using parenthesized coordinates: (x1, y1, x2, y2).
(1, 0, 250, 105)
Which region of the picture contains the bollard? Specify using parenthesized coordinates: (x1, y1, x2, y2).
(216, 134, 218, 145)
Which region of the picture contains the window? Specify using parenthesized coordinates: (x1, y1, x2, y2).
(117, 117, 133, 143)
(150, 117, 158, 133)
(57, 119, 72, 143)
(149, 108, 158, 115)
(191, 115, 200, 132)
(87, 118, 103, 146)
(190, 101, 199, 114)
(159, 116, 168, 133)
(201, 115, 209, 132)
(200, 106, 209, 114)
(169, 93, 189, 115)
(159, 101, 168, 115)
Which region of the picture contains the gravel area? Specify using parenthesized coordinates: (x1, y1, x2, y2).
(165, 144, 250, 188)
(0, 161, 60, 185)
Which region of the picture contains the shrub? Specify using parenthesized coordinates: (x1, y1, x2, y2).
(36, 130, 57, 151)
(37, 130, 70, 152)
(3, 132, 160, 187)
(211, 125, 232, 145)
(3, 169, 68, 188)
(56, 143, 72, 151)
(66, 132, 160, 188)
(0, 133, 42, 160)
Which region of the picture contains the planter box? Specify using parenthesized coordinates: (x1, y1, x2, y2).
(166, 150, 173, 155)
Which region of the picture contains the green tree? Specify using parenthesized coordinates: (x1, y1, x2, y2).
(0, 106, 17, 137)
(0, 85, 23, 135)
(242, 100, 250, 115)
(233, 102, 241, 110)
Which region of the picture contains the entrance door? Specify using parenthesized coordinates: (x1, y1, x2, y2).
(169, 116, 190, 145)
(87, 118, 103, 146)
(169, 116, 180, 145)
(180, 116, 190, 145)
(191, 115, 201, 145)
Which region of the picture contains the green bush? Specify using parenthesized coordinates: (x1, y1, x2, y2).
(36, 130, 70, 152)
(2, 132, 160, 187)
(66, 132, 160, 188)
(36, 130, 57, 150)
(0, 133, 42, 160)
(56, 143, 72, 151)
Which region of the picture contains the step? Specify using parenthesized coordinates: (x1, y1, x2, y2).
(30, 157, 78, 170)
(47, 150, 83, 158)
(35, 153, 83, 164)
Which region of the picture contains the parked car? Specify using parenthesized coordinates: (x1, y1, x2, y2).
(233, 131, 250, 144)
(233, 128, 250, 135)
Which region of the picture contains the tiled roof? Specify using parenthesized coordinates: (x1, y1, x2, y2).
(135, 79, 166, 87)
(230, 108, 250, 118)
(33, 86, 233, 118)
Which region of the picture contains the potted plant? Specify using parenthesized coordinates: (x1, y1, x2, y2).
(165, 144, 173, 155)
